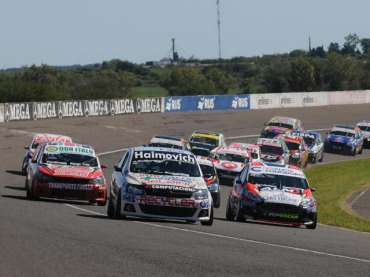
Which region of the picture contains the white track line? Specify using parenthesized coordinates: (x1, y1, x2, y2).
(65, 204, 370, 264)
(225, 128, 330, 140)
(351, 188, 369, 207)
(98, 148, 128, 156)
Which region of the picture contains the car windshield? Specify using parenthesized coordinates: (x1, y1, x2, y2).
(285, 141, 300, 151)
(199, 164, 216, 176)
(147, 143, 182, 150)
(189, 136, 218, 148)
(248, 173, 308, 189)
(42, 153, 98, 167)
(358, 126, 370, 132)
(31, 142, 40, 150)
(130, 150, 201, 177)
(215, 152, 248, 163)
(259, 145, 283, 155)
(268, 122, 293, 129)
(303, 136, 315, 146)
(330, 131, 355, 138)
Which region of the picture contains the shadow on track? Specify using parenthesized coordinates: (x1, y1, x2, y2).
(5, 185, 25, 191)
(6, 170, 24, 176)
(1, 194, 94, 206)
(214, 216, 305, 229)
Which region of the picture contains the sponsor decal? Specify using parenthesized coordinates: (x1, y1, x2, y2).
(231, 96, 249, 109)
(221, 162, 238, 169)
(302, 94, 314, 106)
(280, 95, 292, 107)
(268, 212, 299, 219)
(110, 99, 135, 114)
(136, 98, 161, 114)
(133, 151, 195, 164)
(45, 146, 95, 156)
(148, 184, 195, 192)
(48, 183, 94, 190)
(4, 103, 31, 121)
(197, 97, 215, 110)
(138, 196, 196, 208)
(165, 98, 182, 111)
(45, 146, 58, 152)
(122, 194, 136, 203)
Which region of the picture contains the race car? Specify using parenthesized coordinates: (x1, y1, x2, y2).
(196, 156, 221, 208)
(107, 147, 213, 225)
(189, 130, 226, 157)
(229, 142, 261, 161)
(260, 116, 303, 138)
(22, 133, 72, 174)
(254, 137, 290, 165)
(209, 146, 251, 181)
(147, 134, 191, 151)
(277, 133, 309, 169)
(356, 120, 370, 148)
(324, 125, 363, 155)
(226, 161, 317, 229)
(25, 141, 107, 205)
(289, 130, 324, 163)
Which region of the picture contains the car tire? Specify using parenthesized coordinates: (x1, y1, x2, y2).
(201, 205, 213, 226)
(359, 147, 363, 154)
(107, 192, 115, 218)
(21, 161, 27, 175)
(235, 200, 245, 222)
(114, 189, 125, 219)
(225, 197, 234, 221)
(306, 213, 317, 230)
(311, 156, 316, 164)
(26, 179, 38, 200)
(351, 149, 356, 156)
(318, 153, 324, 162)
(213, 193, 221, 208)
(97, 198, 107, 206)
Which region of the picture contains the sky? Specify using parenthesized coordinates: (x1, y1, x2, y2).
(0, 0, 369, 69)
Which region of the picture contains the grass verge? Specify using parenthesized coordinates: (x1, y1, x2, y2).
(305, 158, 370, 232)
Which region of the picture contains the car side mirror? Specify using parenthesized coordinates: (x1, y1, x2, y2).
(235, 178, 242, 185)
(114, 165, 122, 172)
(24, 146, 29, 149)
(101, 164, 108, 169)
(310, 187, 316, 192)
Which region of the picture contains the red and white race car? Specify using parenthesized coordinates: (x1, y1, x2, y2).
(210, 146, 251, 181)
(229, 142, 261, 162)
(25, 141, 107, 205)
(22, 133, 72, 174)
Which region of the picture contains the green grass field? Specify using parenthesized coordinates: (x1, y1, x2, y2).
(305, 158, 370, 232)
(132, 86, 169, 98)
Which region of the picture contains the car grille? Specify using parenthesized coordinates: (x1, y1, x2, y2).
(259, 203, 303, 215)
(50, 189, 87, 199)
(144, 189, 192, 198)
(139, 205, 197, 217)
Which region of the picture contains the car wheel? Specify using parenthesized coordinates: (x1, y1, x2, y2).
(235, 200, 245, 222)
(306, 213, 317, 230)
(359, 147, 363, 154)
(225, 197, 234, 221)
(97, 198, 107, 206)
(113, 189, 125, 219)
(311, 156, 316, 164)
(21, 161, 27, 175)
(213, 193, 221, 208)
(26, 180, 38, 200)
(107, 192, 115, 218)
(351, 149, 356, 156)
(318, 152, 324, 162)
(201, 205, 213, 226)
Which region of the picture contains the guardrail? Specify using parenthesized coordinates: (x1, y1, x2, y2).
(1, 90, 369, 122)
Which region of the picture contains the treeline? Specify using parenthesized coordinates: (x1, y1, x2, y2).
(0, 33, 369, 102)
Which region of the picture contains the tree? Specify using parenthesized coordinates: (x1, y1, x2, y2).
(360, 38, 370, 54)
(328, 42, 340, 53)
(289, 57, 315, 92)
(202, 67, 237, 94)
(341, 33, 360, 55)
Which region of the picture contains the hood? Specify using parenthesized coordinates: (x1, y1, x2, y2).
(212, 160, 245, 172)
(257, 186, 304, 206)
(328, 135, 352, 144)
(126, 173, 207, 190)
(42, 164, 100, 179)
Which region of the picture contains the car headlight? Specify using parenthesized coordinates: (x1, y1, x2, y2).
(126, 184, 146, 195)
(90, 177, 105, 184)
(192, 189, 209, 200)
(208, 183, 219, 192)
(37, 172, 54, 182)
(245, 191, 263, 202)
(301, 197, 315, 207)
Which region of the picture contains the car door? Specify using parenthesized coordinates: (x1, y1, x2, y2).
(111, 150, 130, 199)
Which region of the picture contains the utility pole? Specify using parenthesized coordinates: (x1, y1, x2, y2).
(216, 0, 221, 60)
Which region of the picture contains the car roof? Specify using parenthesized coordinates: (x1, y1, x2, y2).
(255, 137, 283, 147)
(192, 130, 222, 137)
(133, 146, 192, 154)
(268, 116, 297, 125)
(250, 161, 306, 179)
(153, 134, 183, 141)
(43, 141, 93, 149)
(331, 127, 356, 134)
(196, 156, 214, 166)
(334, 124, 355, 130)
(215, 146, 250, 156)
(357, 120, 370, 127)
(32, 133, 72, 143)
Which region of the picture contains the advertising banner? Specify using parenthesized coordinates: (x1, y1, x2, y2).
(3, 98, 162, 122)
(327, 90, 367, 105)
(250, 93, 281, 109)
(163, 95, 250, 113)
(0, 103, 4, 123)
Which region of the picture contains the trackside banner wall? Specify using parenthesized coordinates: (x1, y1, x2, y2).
(3, 98, 162, 122)
(0, 103, 4, 123)
(163, 95, 250, 113)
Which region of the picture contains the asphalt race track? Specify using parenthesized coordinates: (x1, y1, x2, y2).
(1, 104, 370, 276)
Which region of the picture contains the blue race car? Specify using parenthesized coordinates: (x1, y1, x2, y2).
(324, 125, 363, 155)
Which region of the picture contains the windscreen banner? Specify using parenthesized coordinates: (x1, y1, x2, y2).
(3, 98, 162, 122)
(163, 95, 250, 113)
(0, 103, 4, 122)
